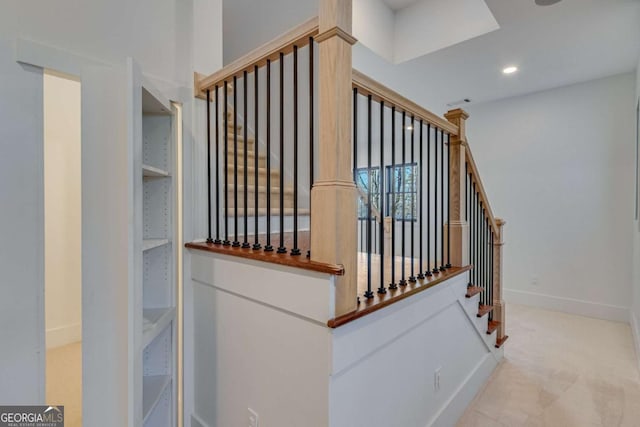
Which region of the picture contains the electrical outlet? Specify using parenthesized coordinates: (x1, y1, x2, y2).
(248, 408, 259, 427)
(434, 367, 441, 391)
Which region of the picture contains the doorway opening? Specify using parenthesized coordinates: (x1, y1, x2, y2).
(43, 69, 82, 427)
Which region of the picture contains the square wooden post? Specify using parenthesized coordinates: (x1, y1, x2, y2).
(493, 218, 507, 341)
(311, 0, 359, 317)
(444, 109, 469, 267)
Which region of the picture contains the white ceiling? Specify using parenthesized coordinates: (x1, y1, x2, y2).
(382, 0, 420, 11)
(354, 0, 640, 113)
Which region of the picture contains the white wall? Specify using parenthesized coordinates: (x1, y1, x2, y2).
(466, 73, 636, 321)
(223, 0, 316, 65)
(631, 60, 640, 365)
(0, 40, 45, 405)
(353, 0, 395, 63)
(44, 72, 82, 349)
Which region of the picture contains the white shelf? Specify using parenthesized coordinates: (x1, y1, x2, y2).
(143, 239, 170, 252)
(143, 164, 170, 178)
(142, 307, 175, 349)
(142, 375, 172, 423)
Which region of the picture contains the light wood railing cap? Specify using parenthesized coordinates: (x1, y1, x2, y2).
(496, 218, 506, 226)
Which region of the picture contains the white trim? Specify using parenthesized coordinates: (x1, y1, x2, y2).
(504, 288, 630, 322)
(14, 38, 106, 76)
(46, 323, 81, 349)
(426, 354, 499, 427)
(631, 311, 640, 371)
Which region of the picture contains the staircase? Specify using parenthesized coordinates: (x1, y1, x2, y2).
(222, 107, 310, 234)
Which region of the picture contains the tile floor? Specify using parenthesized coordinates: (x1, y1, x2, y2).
(457, 304, 640, 427)
(46, 341, 82, 427)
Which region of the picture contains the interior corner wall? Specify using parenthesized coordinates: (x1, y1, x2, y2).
(222, 0, 317, 65)
(466, 72, 636, 321)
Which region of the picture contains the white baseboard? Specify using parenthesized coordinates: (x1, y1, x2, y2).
(631, 312, 640, 371)
(427, 353, 498, 427)
(46, 323, 81, 349)
(503, 288, 629, 322)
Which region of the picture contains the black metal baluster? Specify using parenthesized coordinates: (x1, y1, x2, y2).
(378, 101, 386, 294)
(308, 38, 314, 258)
(471, 181, 475, 285)
(426, 124, 432, 277)
(467, 168, 472, 286)
(365, 94, 374, 299)
(483, 214, 487, 301)
(433, 128, 439, 274)
(214, 85, 222, 245)
(418, 121, 424, 280)
(206, 89, 213, 244)
(291, 46, 301, 256)
(399, 111, 407, 287)
(440, 129, 445, 271)
(353, 88, 358, 181)
(409, 117, 416, 283)
(253, 66, 261, 250)
(480, 201, 485, 306)
(277, 52, 287, 254)
(446, 133, 451, 268)
(389, 107, 397, 290)
(264, 61, 273, 252)
(489, 227, 494, 320)
(232, 76, 240, 247)
(223, 81, 230, 246)
(242, 71, 250, 248)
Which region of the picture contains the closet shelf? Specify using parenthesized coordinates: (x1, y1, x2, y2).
(143, 239, 170, 252)
(143, 164, 170, 178)
(142, 307, 175, 349)
(142, 375, 172, 423)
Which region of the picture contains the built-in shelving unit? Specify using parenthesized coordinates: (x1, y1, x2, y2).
(134, 75, 177, 427)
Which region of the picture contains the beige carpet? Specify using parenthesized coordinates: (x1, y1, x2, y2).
(457, 304, 640, 426)
(46, 341, 82, 427)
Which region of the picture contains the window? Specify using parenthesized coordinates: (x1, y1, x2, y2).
(386, 163, 417, 221)
(355, 167, 380, 220)
(355, 164, 418, 221)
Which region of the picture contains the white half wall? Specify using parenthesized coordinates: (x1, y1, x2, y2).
(44, 72, 82, 349)
(466, 73, 636, 320)
(330, 274, 500, 427)
(190, 251, 333, 427)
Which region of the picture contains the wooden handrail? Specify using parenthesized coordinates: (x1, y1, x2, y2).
(352, 69, 459, 136)
(465, 147, 499, 236)
(195, 17, 319, 97)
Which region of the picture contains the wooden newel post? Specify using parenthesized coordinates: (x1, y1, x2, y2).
(311, 0, 359, 317)
(493, 218, 506, 341)
(444, 109, 470, 267)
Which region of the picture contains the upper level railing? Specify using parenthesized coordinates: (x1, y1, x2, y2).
(191, 0, 506, 342)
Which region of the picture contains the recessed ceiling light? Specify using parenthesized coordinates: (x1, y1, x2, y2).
(535, 0, 562, 5)
(502, 66, 518, 75)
